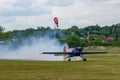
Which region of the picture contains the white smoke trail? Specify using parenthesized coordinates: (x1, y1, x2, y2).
(0, 37, 67, 61)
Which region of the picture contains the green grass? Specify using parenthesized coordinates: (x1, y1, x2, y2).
(0, 48, 120, 80)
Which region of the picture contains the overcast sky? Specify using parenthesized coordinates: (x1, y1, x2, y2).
(0, 0, 120, 31)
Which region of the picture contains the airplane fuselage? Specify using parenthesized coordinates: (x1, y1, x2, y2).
(70, 47, 83, 56)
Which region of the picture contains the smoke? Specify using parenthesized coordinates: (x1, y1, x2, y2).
(0, 37, 68, 61)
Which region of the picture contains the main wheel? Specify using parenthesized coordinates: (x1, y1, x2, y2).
(83, 58, 87, 61)
(68, 58, 71, 61)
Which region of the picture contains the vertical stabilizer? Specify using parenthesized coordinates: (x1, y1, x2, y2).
(63, 46, 68, 61)
(63, 46, 66, 52)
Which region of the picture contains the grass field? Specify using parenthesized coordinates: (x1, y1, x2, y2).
(0, 47, 120, 80)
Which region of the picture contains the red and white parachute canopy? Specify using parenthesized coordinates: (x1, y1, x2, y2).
(54, 17, 59, 27)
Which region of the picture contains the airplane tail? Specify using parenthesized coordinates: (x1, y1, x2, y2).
(63, 46, 68, 61)
(63, 46, 66, 52)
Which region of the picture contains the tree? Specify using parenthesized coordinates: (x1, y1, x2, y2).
(100, 26, 111, 37)
(87, 34, 103, 46)
(0, 25, 5, 40)
(84, 24, 101, 35)
(0, 25, 4, 32)
(66, 34, 84, 47)
(88, 39, 102, 46)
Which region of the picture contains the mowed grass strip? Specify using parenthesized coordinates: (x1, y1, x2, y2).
(0, 48, 120, 80)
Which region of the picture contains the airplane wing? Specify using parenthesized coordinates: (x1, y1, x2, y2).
(81, 51, 107, 54)
(42, 52, 72, 55)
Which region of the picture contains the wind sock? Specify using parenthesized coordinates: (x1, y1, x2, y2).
(54, 17, 59, 27)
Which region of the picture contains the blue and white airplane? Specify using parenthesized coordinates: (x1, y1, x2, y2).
(42, 47, 107, 61)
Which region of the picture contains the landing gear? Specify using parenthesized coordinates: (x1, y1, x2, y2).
(83, 58, 87, 61)
(80, 55, 87, 61)
(68, 58, 71, 61)
(67, 57, 71, 61)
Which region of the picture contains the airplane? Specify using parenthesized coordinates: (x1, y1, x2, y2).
(42, 47, 107, 61)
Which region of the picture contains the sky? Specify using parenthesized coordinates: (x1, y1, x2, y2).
(0, 0, 120, 31)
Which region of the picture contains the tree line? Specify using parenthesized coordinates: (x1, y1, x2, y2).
(0, 23, 120, 47)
